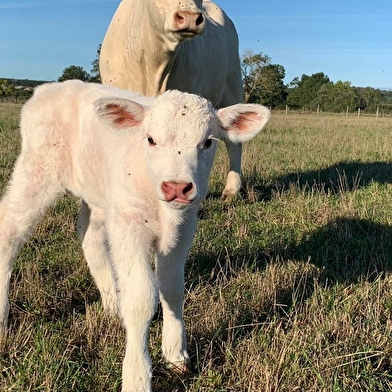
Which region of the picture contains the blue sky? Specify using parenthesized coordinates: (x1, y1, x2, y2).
(1, 0, 391, 88)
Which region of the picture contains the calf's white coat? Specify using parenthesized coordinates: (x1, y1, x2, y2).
(0, 80, 270, 391)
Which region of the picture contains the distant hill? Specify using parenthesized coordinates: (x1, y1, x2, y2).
(4, 78, 50, 88)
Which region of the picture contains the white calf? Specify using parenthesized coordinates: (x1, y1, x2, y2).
(0, 80, 270, 391)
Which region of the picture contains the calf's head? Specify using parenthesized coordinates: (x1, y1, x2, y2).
(95, 90, 270, 209)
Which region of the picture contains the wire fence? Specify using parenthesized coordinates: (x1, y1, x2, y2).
(0, 93, 33, 104)
(279, 105, 392, 117)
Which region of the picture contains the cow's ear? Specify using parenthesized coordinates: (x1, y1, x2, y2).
(216, 104, 270, 143)
(94, 98, 147, 131)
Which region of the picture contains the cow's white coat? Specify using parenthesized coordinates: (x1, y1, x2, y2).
(100, 0, 244, 200)
(0, 80, 270, 392)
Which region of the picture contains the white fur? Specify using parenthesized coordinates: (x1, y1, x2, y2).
(100, 0, 245, 200)
(0, 80, 270, 392)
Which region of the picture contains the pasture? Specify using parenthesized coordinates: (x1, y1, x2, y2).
(0, 102, 391, 391)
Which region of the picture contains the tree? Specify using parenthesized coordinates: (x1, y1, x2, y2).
(90, 44, 101, 83)
(0, 79, 15, 97)
(313, 83, 383, 113)
(259, 64, 287, 107)
(287, 72, 331, 109)
(241, 50, 271, 103)
(355, 87, 382, 111)
(241, 50, 287, 107)
(315, 81, 357, 112)
(58, 65, 90, 82)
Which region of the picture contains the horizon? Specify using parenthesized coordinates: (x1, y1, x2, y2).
(3, 77, 392, 92)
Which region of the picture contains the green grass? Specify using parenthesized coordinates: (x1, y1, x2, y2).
(0, 106, 391, 391)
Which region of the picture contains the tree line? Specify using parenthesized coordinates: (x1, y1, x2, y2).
(2, 46, 392, 113)
(241, 50, 392, 113)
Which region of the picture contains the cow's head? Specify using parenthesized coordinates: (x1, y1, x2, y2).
(94, 90, 270, 210)
(148, 0, 206, 42)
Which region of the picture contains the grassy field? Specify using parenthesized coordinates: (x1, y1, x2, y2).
(0, 102, 391, 391)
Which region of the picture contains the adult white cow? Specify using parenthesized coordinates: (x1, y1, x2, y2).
(100, 0, 244, 201)
(0, 81, 270, 392)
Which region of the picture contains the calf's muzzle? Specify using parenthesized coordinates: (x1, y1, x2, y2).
(161, 181, 194, 203)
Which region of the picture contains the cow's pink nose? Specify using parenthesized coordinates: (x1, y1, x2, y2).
(161, 181, 194, 203)
(174, 11, 204, 32)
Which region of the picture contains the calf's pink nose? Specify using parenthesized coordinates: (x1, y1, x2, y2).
(161, 181, 194, 202)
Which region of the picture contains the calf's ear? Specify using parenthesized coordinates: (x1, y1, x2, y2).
(217, 104, 270, 143)
(94, 98, 147, 131)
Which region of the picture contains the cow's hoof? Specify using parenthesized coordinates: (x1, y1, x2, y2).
(221, 190, 236, 202)
(167, 361, 192, 377)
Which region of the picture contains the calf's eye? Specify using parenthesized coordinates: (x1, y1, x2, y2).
(203, 138, 213, 149)
(147, 136, 156, 146)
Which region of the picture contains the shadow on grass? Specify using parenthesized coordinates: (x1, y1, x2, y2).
(179, 217, 392, 387)
(290, 217, 392, 283)
(186, 216, 392, 343)
(241, 160, 392, 201)
(189, 217, 392, 288)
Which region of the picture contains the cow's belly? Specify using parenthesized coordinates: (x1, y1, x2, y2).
(167, 62, 227, 106)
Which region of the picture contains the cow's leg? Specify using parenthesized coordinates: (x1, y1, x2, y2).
(107, 214, 157, 392)
(77, 201, 117, 314)
(0, 154, 64, 334)
(221, 140, 242, 201)
(156, 211, 197, 373)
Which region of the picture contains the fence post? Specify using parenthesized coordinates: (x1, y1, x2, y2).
(376, 107, 379, 118)
(346, 106, 349, 117)
(286, 105, 288, 115)
(358, 108, 361, 117)
(317, 104, 320, 116)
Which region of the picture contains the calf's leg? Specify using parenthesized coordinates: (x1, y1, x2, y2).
(107, 215, 157, 392)
(0, 153, 64, 334)
(156, 212, 197, 373)
(77, 201, 117, 314)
